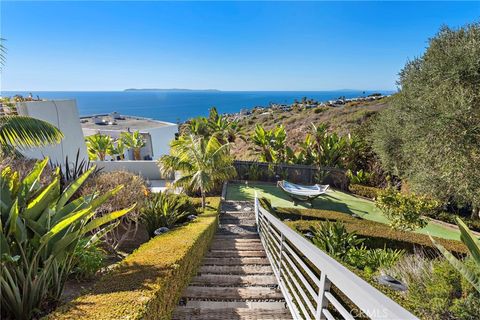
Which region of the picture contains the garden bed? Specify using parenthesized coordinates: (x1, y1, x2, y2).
(278, 207, 466, 254)
(274, 207, 478, 319)
(47, 197, 220, 320)
(227, 182, 461, 240)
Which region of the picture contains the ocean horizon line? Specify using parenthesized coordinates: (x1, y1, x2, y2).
(1, 89, 397, 94)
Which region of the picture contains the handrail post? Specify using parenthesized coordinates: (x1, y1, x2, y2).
(315, 272, 331, 320)
(254, 194, 259, 233)
(278, 233, 285, 281)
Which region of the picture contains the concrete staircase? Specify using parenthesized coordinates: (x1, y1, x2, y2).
(172, 201, 292, 320)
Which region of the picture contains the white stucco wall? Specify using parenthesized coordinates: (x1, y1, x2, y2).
(148, 123, 178, 158)
(16, 100, 88, 166)
(92, 160, 173, 180)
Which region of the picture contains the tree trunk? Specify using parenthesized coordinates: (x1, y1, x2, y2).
(201, 191, 206, 211)
(99, 152, 105, 161)
(471, 206, 480, 220)
(134, 148, 141, 160)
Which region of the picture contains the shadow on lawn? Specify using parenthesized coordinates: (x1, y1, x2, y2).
(310, 194, 357, 216)
(230, 183, 376, 219)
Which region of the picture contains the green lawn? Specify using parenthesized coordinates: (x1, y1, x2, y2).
(226, 182, 460, 240)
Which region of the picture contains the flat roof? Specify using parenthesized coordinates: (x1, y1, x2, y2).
(80, 114, 175, 131)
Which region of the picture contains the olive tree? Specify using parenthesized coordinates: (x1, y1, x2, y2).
(372, 23, 480, 218)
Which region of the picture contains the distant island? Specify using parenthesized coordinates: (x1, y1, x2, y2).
(124, 88, 221, 92)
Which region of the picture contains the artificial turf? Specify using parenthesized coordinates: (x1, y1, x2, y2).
(226, 182, 460, 240)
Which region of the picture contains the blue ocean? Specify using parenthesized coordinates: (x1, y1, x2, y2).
(2, 90, 393, 123)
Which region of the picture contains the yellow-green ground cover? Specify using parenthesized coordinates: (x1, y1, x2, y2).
(47, 197, 220, 320)
(227, 182, 460, 240)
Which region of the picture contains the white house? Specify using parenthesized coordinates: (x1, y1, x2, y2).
(81, 114, 178, 160)
(16, 100, 89, 166)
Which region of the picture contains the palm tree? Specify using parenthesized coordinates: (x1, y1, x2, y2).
(121, 130, 146, 160)
(0, 116, 63, 154)
(206, 107, 240, 144)
(85, 133, 113, 160)
(0, 38, 6, 68)
(159, 134, 236, 208)
(111, 139, 126, 160)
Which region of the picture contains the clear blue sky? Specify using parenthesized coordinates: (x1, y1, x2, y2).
(1, 1, 478, 91)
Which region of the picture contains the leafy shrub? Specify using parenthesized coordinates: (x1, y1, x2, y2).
(376, 187, 438, 231)
(450, 291, 480, 320)
(80, 170, 147, 251)
(0, 159, 134, 320)
(309, 220, 404, 274)
(382, 252, 480, 319)
(142, 192, 194, 237)
(71, 238, 106, 279)
(313, 107, 329, 114)
(349, 184, 381, 199)
(310, 221, 364, 261)
(0, 155, 54, 184)
(346, 246, 404, 273)
(247, 163, 261, 181)
(346, 169, 372, 185)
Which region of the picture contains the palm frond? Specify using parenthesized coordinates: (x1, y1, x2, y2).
(0, 116, 63, 150)
(0, 38, 6, 67)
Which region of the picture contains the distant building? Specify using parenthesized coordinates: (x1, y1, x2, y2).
(81, 114, 178, 160)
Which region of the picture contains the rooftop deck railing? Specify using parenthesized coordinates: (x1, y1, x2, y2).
(254, 196, 418, 320)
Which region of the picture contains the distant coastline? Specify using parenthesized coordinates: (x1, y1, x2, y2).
(124, 88, 221, 92)
(2, 90, 394, 122)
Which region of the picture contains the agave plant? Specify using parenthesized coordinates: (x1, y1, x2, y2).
(141, 192, 193, 237)
(310, 221, 364, 261)
(121, 130, 146, 160)
(85, 133, 113, 161)
(431, 217, 480, 293)
(0, 158, 135, 319)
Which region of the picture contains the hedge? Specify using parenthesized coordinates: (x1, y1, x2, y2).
(47, 197, 221, 320)
(348, 184, 382, 199)
(276, 207, 467, 254)
(424, 210, 480, 233)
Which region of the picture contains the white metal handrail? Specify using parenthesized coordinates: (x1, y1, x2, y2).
(254, 196, 418, 320)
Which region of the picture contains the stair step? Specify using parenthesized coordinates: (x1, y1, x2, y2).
(213, 236, 261, 242)
(183, 286, 285, 300)
(199, 265, 274, 275)
(182, 301, 288, 310)
(191, 274, 277, 287)
(203, 257, 270, 266)
(207, 250, 266, 258)
(220, 219, 256, 225)
(173, 307, 292, 319)
(220, 223, 257, 232)
(210, 243, 264, 251)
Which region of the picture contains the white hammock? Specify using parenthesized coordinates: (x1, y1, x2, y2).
(278, 180, 329, 201)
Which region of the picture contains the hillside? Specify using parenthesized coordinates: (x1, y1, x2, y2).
(230, 97, 390, 160)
